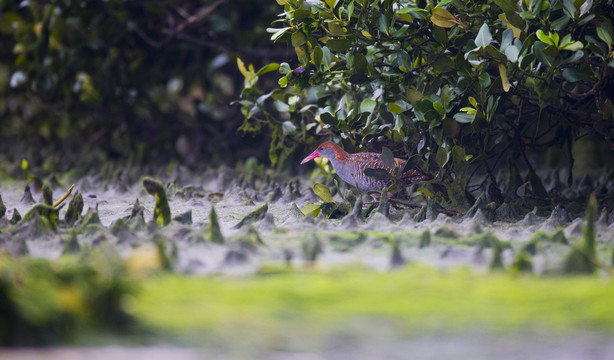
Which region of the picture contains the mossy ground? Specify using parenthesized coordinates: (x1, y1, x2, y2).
(134, 266, 614, 338)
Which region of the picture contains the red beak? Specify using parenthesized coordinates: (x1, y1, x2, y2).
(300, 151, 320, 164)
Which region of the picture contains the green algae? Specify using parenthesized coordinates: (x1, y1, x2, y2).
(302, 234, 322, 263)
(0, 253, 135, 346)
(234, 203, 268, 229)
(62, 231, 81, 254)
(208, 206, 224, 244)
(419, 230, 431, 248)
(133, 265, 614, 339)
(22, 204, 59, 229)
(42, 184, 53, 206)
(390, 239, 405, 268)
(9, 208, 21, 224)
(142, 177, 171, 227)
(564, 194, 598, 274)
(64, 192, 84, 226)
(0, 194, 5, 219)
(374, 187, 390, 218)
(512, 251, 533, 273)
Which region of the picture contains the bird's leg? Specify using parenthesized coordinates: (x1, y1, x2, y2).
(366, 190, 394, 203)
(388, 197, 423, 208)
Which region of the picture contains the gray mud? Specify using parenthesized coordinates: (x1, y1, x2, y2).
(1, 169, 613, 275)
(2, 170, 614, 359)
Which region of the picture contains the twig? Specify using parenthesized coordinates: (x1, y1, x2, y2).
(176, 33, 291, 58)
(131, 0, 227, 48)
(53, 184, 75, 208)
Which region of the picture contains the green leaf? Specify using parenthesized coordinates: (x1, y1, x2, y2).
(321, 46, 333, 70)
(377, 13, 389, 35)
(328, 22, 346, 36)
(474, 23, 492, 48)
(256, 63, 280, 76)
(301, 203, 321, 217)
(499, 64, 511, 92)
(478, 72, 491, 87)
(435, 147, 449, 169)
(562, 68, 593, 83)
(562, 0, 576, 17)
(430, 7, 457, 28)
(347, 0, 355, 20)
(551, 15, 570, 31)
(320, 112, 337, 125)
(360, 98, 377, 113)
(353, 53, 368, 73)
(389, 103, 403, 114)
(278, 74, 289, 88)
(551, 32, 560, 47)
(380, 147, 396, 168)
(291, 31, 306, 47)
(501, 29, 513, 50)
(433, 101, 444, 113)
(415, 99, 438, 122)
(597, 26, 612, 46)
(485, 45, 507, 62)
(279, 62, 291, 74)
(313, 183, 334, 203)
(398, 7, 428, 14)
(416, 187, 432, 199)
(325, 0, 338, 9)
(454, 112, 475, 124)
(505, 45, 520, 62)
(293, 9, 312, 21)
(312, 46, 323, 67)
(534, 41, 555, 67)
(327, 39, 351, 52)
(269, 27, 292, 42)
(432, 56, 456, 72)
(237, 58, 248, 77)
(455, 52, 472, 76)
(559, 41, 583, 51)
(403, 154, 421, 173)
(364, 168, 391, 181)
(503, 11, 525, 30)
(536, 30, 553, 45)
(493, 0, 518, 13)
(578, 14, 595, 25)
(565, 50, 584, 63)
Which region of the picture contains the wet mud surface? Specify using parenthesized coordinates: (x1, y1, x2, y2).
(1, 167, 613, 359)
(1, 168, 612, 275)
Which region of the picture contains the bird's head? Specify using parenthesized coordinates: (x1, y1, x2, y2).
(300, 141, 343, 164)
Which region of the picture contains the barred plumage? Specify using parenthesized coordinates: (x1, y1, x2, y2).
(301, 141, 430, 192)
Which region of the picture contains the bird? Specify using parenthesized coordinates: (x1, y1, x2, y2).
(300, 141, 430, 192)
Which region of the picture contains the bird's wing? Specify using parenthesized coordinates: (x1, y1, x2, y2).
(397, 158, 431, 183)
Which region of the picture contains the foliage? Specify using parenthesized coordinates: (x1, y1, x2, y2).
(0, 252, 135, 346)
(301, 182, 350, 217)
(0, 0, 288, 169)
(238, 0, 614, 210)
